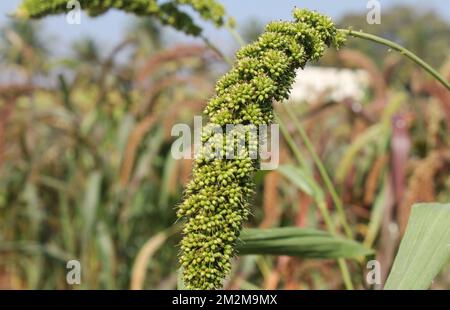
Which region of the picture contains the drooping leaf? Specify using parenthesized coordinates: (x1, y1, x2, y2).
(237, 227, 373, 259)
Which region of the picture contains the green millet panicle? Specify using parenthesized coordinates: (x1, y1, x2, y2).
(16, 0, 225, 35)
(177, 9, 345, 290)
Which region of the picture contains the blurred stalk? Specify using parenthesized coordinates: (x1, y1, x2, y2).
(283, 104, 353, 239)
(226, 23, 246, 46)
(200, 35, 233, 67)
(276, 112, 354, 290)
(276, 114, 308, 169)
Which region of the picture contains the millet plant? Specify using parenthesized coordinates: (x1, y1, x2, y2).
(175, 9, 450, 290)
(13, 0, 450, 291)
(16, 0, 225, 35)
(176, 9, 346, 289)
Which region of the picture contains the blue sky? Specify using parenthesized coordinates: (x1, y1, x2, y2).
(1, 0, 449, 56)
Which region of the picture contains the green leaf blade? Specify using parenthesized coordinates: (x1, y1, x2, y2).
(237, 227, 373, 259)
(384, 203, 450, 290)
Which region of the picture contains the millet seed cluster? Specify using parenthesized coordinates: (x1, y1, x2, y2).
(17, 0, 225, 35)
(178, 9, 346, 289)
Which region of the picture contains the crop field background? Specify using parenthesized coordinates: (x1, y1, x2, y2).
(0, 0, 449, 290)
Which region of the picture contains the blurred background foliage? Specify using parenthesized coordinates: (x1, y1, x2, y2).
(0, 4, 449, 289)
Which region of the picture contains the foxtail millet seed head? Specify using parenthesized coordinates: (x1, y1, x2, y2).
(16, 0, 225, 36)
(177, 8, 345, 290)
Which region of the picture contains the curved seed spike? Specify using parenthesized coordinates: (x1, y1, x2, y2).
(178, 9, 345, 290)
(16, 0, 225, 36)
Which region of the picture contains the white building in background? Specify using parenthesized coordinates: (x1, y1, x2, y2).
(289, 66, 369, 103)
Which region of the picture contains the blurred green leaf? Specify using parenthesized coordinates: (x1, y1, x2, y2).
(82, 171, 102, 240)
(384, 203, 450, 289)
(158, 154, 177, 209)
(97, 222, 116, 289)
(363, 176, 388, 248)
(238, 227, 373, 259)
(0, 241, 71, 262)
(278, 164, 324, 200)
(335, 124, 384, 183)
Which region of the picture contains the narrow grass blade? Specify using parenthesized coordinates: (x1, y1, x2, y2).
(384, 203, 450, 289)
(277, 164, 323, 199)
(97, 222, 116, 289)
(0, 241, 71, 262)
(363, 176, 387, 248)
(237, 227, 373, 259)
(82, 171, 102, 240)
(336, 124, 383, 183)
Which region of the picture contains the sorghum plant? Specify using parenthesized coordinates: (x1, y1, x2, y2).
(177, 9, 346, 289)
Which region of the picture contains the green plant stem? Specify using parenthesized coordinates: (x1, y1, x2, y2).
(283, 105, 354, 239)
(200, 35, 234, 67)
(278, 116, 338, 235)
(276, 112, 354, 290)
(276, 114, 308, 169)
(337, 259, 354, 289)
(339, 29, 450, 90)
(226, 23, 246, 46)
